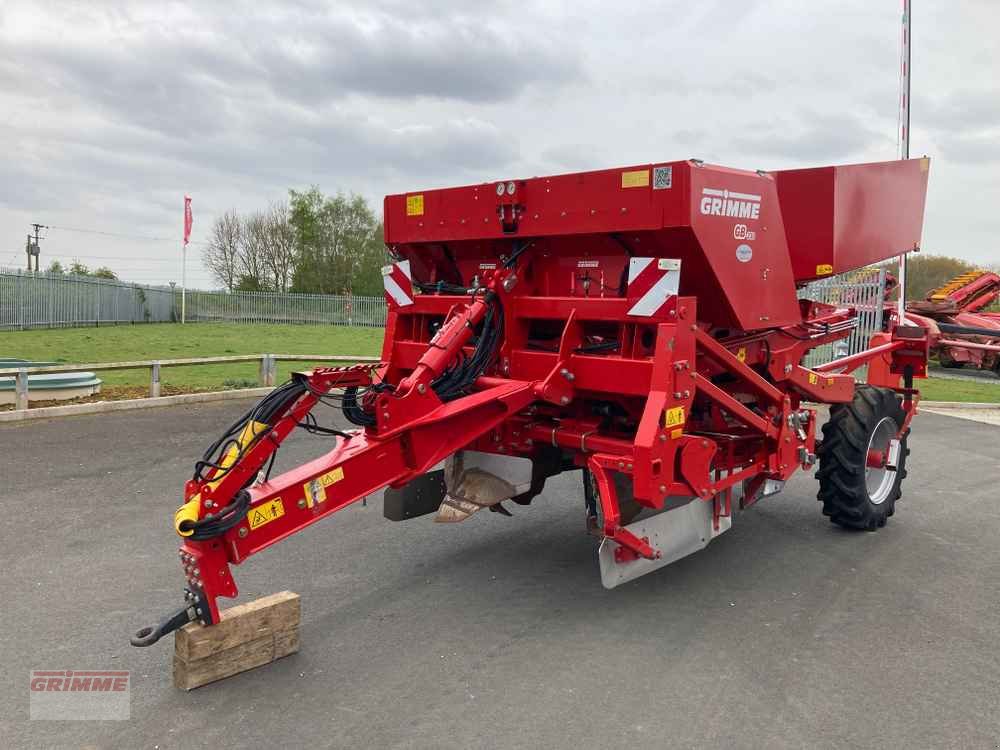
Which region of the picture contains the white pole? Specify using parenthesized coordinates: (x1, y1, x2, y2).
(897, 0, 911, 322)
(181, 242, 187, 324)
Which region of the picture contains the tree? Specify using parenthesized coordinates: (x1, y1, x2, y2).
(884, 254, 980, 301)
(48, 260, 118, 279)
(289, 188, 385, 295)
(201, 190, 386, 296)
(238, 211, 273, 292)
(204, 210, 242, 291)
(263, 202, 296, 293)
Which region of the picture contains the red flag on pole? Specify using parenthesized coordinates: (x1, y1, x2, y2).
(183, 196, 193, 246)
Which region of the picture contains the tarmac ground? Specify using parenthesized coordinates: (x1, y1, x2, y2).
(2, 400, 998, 749)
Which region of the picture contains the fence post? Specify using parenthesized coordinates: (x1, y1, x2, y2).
(150, 361, 161, 398)
(19, 273, 26, 331)
(259, 355, 274, 387)
(15, 368, 29, 410)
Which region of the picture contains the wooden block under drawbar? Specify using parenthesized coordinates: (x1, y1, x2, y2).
(173, 591, 300, 690)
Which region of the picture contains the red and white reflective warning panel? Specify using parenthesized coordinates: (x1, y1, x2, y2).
(382, 260, 414, 309)
(626, 258, 681, 317)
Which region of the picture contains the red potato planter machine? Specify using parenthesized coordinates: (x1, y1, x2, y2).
(133, 157, 931, 646)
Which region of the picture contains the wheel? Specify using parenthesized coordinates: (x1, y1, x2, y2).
(816, 385, 909, 530)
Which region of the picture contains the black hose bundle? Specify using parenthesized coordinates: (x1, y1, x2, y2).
(339, 291, 504, 425)
(431, 291, 503, 401)
(192, 379, 306, 483)
(179, 490, 253, 541)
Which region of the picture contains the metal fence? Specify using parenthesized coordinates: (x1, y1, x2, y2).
(0, 268, 174, 330)
(2, 266, 886, 350)
(182, 288, 385, 327)
(798, 267, 887, 368)
(0, 268, 386, 330)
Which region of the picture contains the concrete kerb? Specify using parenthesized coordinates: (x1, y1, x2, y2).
(0, 387, 272, 423)
(919, 401, 999, 410)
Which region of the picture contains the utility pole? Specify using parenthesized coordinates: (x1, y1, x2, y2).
(27, 223, 46, 272)
(897, 0, 911, 321)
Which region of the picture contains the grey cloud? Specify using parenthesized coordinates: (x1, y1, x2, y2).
(11, 4, 581, 129)
(261, 13, 581, 103)
(914, 89, 1000, 165)
(937, 132, 1000, 165)
(917, 90, 1000, 133)
(731, 113, 888, 163)
(0, 0, 996, 282)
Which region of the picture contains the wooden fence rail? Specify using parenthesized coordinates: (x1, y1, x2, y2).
(0, 354, 380, 411)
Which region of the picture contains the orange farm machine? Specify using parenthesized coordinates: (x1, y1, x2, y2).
(133, 157, 931, 647)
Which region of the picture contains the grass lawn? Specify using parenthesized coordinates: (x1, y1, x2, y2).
(919, 375, 1000, 404)
(2, 323, 998, 404)
(0, 323, 384, 391)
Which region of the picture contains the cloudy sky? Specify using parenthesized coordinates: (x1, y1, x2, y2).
(1, 0, 996, 287)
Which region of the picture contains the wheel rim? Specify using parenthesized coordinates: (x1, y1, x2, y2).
(865, 416, 899, 505)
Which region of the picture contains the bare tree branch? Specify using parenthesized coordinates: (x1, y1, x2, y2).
(263, 202, 296, 293)
(203, 210, 242, 291)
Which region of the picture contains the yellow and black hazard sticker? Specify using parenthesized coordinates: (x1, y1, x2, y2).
(816, 264, 834, 276)
(303, 466, 345, 508)
(808, 373, 818, 385)
(664, 406, 685, 429)
(406, 194, 424, 216)
(737, 347, 747, 362)
(621, 169, 649, 189)
(248, 498, 284, 531)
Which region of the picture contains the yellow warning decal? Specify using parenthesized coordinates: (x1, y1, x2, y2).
(248, 498, 285, 531)
(737, 347, 747, 362)
(664, 406, 685, 429)
(621, 170, 650, 189)
(808, 373, 818, 385)
(816, 264, 834, 276)
(303, 466, 345, 508)
(406, 194, 424, 216)
(670, 428, 684, 440)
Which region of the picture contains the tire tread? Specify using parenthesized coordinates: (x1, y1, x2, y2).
(816, 385, 908, 531)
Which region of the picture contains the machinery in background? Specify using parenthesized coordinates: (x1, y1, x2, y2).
(905, 270, 1000, 375)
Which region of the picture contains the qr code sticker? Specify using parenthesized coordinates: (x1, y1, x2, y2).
(653, 166, 672, 190)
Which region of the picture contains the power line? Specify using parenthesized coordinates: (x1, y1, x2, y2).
(48, 225, 173, 242)
(46, 225, 209, 245)
(33, 253, 197, 264)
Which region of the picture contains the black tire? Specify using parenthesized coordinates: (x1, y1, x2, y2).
(816, 385, 910, 530)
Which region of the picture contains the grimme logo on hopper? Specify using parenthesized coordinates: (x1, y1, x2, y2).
(700, 188, 761, 219)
